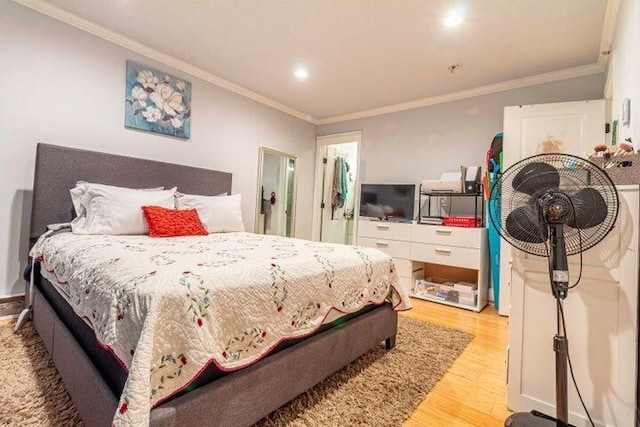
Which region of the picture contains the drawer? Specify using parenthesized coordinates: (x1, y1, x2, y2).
(358, 220, 412, 241)
(358, 237, 410, 259)
(411, 225, 484, 249)
(411, 242, 480, 270)
(393, 258, 414, 278)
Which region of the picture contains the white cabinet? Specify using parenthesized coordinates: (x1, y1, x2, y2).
(356, 221, 416, 295)
(357, 220, 489, 312)
(506, 186, 638, 427)
(501, 99, 639, 426)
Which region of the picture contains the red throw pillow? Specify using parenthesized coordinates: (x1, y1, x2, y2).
(142, 206, 208, 237)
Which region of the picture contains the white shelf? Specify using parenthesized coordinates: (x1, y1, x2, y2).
(410, 293, 487, 312)
(356, 219, 489, 313)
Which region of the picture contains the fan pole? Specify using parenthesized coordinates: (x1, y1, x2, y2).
(555, 302, 569, 425)
(549, 224, 570, 426)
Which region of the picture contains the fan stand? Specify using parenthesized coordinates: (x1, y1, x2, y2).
(504, 224, 576, 427)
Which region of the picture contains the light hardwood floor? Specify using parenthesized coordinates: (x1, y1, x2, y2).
(403, 297, 511, 427)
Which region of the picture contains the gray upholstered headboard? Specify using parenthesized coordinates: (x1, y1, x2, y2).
(30, 143, 232, 242)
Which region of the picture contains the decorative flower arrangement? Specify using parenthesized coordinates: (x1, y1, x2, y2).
(124, 61, 192, 138)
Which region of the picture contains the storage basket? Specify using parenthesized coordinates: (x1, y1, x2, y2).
(442, 216, 482, 228)
(589, 153, 640, 185)
(413, 278, 477, 307)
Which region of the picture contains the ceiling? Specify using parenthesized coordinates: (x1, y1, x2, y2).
(29, 0, 610, 123)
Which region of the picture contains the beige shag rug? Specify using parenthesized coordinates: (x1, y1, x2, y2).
(0, 316, 472, 427)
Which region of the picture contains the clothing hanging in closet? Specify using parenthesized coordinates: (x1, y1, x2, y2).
(331, 156, 349, 219)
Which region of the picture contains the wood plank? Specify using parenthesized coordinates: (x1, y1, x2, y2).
(403, 297, 511, 426)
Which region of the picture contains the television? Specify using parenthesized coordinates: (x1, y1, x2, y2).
(359, 184, 416, 221)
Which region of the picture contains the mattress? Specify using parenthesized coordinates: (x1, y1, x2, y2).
(31, 231, 410, 426)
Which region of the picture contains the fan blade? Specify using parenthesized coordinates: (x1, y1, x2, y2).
(512, 162, 560, 196)
(567, 187, 608, 229)
(505, 206, 548, 244)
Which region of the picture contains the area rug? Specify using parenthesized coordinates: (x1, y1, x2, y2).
(0, 316, 472, 427)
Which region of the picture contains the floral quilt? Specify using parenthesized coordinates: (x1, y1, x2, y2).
(30, 232, 410, 427)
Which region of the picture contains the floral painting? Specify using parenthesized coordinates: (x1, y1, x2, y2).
(125, 61, 191, 138)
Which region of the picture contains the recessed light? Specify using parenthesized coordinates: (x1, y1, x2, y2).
(294, 67, 309, 80)
(444, 12, 463, 27)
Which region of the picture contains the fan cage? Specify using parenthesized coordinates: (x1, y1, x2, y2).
(488, 153, 619, 257)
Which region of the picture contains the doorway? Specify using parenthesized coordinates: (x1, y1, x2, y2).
(255, 147, 297, 237)
(312, 131, 361, 244)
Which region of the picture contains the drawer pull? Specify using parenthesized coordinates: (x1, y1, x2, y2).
(376, 224, 390, 230)
(434, 247, 452, 254)
(375, 241, 390, 247)
(435, 229, 452, 235)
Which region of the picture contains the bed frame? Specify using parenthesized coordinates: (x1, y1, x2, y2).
(28, 143, 398, 427)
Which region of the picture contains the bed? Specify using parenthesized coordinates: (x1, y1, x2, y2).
(25, 143, 408, 427)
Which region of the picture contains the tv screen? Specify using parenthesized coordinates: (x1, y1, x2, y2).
(359, 184, 415, 221)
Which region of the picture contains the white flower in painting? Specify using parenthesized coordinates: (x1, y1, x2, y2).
(163, 75, 171, 83)
(137, 70, 158, 89)
(131, 86, 148, 107)
(170, 117, 183, 128)
(176, 80, 186, 91)
(149, 83, 185, 116)
(141, 106, 162, 123)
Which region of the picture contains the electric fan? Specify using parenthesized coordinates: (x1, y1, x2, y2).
(488, 153, 619, 427)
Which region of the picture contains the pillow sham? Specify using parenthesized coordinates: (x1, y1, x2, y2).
(71, 186, 177, 235)
(174, 191, 227, 201)
(175, 193, 244, 233)
(142, 206, 208, 237)
(70, 182, 164, 217)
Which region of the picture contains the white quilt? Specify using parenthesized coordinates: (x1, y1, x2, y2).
(30, 232, 410, 427)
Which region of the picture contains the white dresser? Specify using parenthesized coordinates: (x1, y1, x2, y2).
(357, 220, 489, 312)
(357, 221, 415, 294)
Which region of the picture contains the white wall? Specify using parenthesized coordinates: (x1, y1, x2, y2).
(608, 0, 640, 150)
(317, 74, 606, 185)
(0, 2, 316, 297)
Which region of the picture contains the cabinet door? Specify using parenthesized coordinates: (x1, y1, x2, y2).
(500, 100, 606, 317)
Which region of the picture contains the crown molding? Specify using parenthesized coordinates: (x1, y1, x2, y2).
(10, 0, 318, 125)
(13, 0, 615, 127)
(317, 62, 605, 125)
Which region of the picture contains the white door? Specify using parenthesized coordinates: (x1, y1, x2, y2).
(500, 100, 606, 316)
(312, 132, 361, 243)
(320, 146, 346, 243)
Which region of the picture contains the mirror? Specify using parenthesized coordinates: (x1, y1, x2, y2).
(255, 147, 297, 237)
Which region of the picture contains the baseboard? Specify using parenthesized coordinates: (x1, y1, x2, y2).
(0, 295, 25, 318)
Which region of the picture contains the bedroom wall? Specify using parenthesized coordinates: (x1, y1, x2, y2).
(608, 0, 640, 150)
(0, 1, 316, 297)
(316, 73, 606, 185)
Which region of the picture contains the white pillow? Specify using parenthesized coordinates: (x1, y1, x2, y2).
(70, 182, 164, 217)
(71, 186, 177, 235)
(174, 191, 227, 201)
(176, 193, 244, 233)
